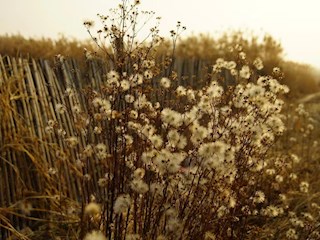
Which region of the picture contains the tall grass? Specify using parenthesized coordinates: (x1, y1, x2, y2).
(0, 35, 319, 97)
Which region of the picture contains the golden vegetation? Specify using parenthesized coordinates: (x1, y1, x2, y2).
(0, 31, 319, 97)
(0, 34, 95, 61)
(1, 1, 320, 239)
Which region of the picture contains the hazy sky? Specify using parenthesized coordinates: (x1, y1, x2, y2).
(1, 0, 320, 67)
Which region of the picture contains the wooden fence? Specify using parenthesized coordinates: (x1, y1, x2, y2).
(0, 55, 215, 238)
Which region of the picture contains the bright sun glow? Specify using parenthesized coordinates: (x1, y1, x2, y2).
(0, 0, 319, 67)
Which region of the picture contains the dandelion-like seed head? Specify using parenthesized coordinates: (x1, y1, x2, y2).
(94, 126, 102, 134)
(300, 181, 309, 193)
(239, 65, 251, 79)
(176, 86, 187, 96)
(107, 70, 120, 80)
(125, 94, 135, 103)
(84, 231, 106, 240)
(133, 168, 145, 179)
(144, 70, 153, 80)
(120, 80, 130, 91)
(253, 57, 264, 70)
(84, 202, 101, 216)
(114, 194, 132, 214)
(65, 136, 79, 148)
(83, 20, 95, 29)
(160, 77, 171, 89)
(253, 190, 266, 204)
(55, 103, 66, 114)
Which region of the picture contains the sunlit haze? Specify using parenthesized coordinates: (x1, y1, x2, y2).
(1, 0, 319, 67)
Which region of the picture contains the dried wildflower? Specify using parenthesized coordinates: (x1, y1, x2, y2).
(124, 134, 133, 145)
(226, 61, 237, 69)
(253, 191, 265, 204)
(302, 212, 314, 221)
(48, 167, 57, 175)
(125, 94, 135, 103)
(133, 168, 145, 179)
(125, 234, 140, 240)
(153, 102, 161, 109)
(239, 51, 246, 59)
(95, 143, 107, 152)
(217, 205, 228, 218)
(161, 108, 183, 128)
(120, 80, 130, 91)
(229, 196, 237, 208)
(230, 68, 238, 76)
(186, 89, 196, 101)
(48, 119, 55, 127)
(156, 235, 166, 240)
(166, 217, 183, 235)
(216, 58, 224, 66)
(72, 105, 81, 114)
(260, 205, 283, 217)
(107, 70, 120, 80)
(205, 232, 216, 240)
(83, 20, 95, 29)
(84, 174, 91, 181)
(84, 231, 106, 240)
(114, 194, 131, 214)
(190, 123, 209, 145)
(45, 126, 54, 134)
(272, 67, 281, 74)
(285, 229, 298, 240)
(94, 126, 102, 134)
(94, 112, 103, 120)
(55, 103, 66, 114)
(55, 151, 67, 162)
(142, 60, 155, 69)
(176, 86, 187, 96)
(167, 129, 180, 147)
(98, 177, 108, 187)
(198, 141, 227, 159)
(92, 97, 102, 108)
(83, 145, 93, 158)
(253, 57, 264, 70)
(131, 178, 149, 194)
(106, 77, 120, 88)
(84, 202, 101, 216)
(133, 63, 138, 71)
(290, 154, 300, 164)
(129, 110, 138, 119)
(65, 136, 79, 148)
(206, 84, 223, 99)
(290, 217, 304, 227)
(64, 87, 74, 96)
(239, 65, 251, 79)
(144, 70, 153, 79)
(275, 175, 284, 183)
(299, 181, 309, 193)
(289, 173, 298, 180)
(95, 143, 108, 159)
(160, 77, 171, 89)
(133, 94, 148, 109)
(149, 134, 163, 149)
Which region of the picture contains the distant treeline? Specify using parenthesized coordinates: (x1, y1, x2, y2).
(0, 32, 319, 97)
